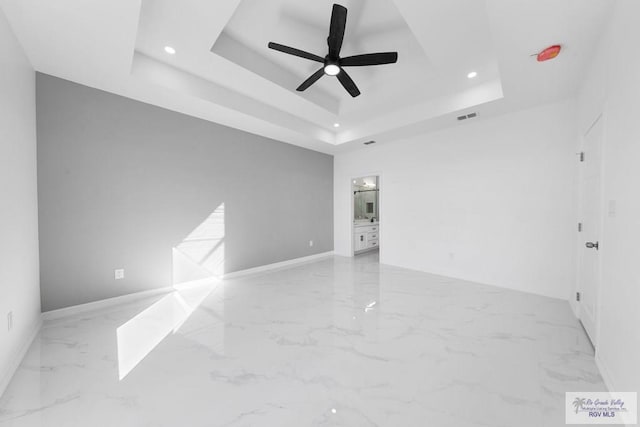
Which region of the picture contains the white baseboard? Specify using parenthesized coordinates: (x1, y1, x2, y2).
(222, 251, 334, 280)
(0, 317, 42, 399)
(594, 356, 636, 427)
(380, 258, 568, 301)
(553, 293, 618, 396)
(41, 287, 173, 321)
(41, 252, 334, 321)
(595, 352, 616, 392)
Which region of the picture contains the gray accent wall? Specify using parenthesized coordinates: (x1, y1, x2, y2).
(36, 74, 333, 312)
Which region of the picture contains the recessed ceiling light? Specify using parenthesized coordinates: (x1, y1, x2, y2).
(333, 123, 340, 128)
(164, 46, 176, 55)
(324, 64, 341, 76)
(467, 71, 477, 79)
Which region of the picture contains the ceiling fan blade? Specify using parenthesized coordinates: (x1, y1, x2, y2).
(340, 52, 398, 67)
(336, 69, 361, 97)
(268, 42, 324, 63)
(297, 68, 326, 92)
(327, 4, 347, 58)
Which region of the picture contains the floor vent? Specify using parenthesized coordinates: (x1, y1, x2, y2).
(363, 140, 376, 145)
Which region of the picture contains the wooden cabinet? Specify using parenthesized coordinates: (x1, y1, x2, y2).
(354, 223, 379, 253)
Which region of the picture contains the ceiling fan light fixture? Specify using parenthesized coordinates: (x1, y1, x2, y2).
(324, 64, 341, 76)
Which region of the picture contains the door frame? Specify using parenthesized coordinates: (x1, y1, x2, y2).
(576, 112, 606, 346)
(350, 172, 383, 257)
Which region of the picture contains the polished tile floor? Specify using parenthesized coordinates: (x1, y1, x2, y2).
(0, 252, 605, 426)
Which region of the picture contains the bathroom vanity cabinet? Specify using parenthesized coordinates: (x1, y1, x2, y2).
(354, 222, 379, 253)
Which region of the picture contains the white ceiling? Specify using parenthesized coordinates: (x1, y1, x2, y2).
(214, 0, 436, 116)
(0, 0, 614, 154)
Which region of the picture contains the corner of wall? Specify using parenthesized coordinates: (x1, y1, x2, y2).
(0, 6, 42, 398)
(0, 317, 41, 398)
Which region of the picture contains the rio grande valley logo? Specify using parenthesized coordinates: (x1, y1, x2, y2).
(566, 392, 637, 425)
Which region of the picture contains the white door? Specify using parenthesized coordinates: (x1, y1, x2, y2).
(578, 115, 604, 346)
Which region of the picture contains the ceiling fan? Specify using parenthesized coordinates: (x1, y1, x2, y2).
(268, 3, 398, 98)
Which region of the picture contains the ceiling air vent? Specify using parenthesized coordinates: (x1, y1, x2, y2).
(364, 140, 376, 145)
(457, 112, 478, 121)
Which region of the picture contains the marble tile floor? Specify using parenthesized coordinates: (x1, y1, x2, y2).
(0, 252, 605, 426)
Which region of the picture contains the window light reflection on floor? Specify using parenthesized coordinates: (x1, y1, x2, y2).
(116, 203, 226, 380)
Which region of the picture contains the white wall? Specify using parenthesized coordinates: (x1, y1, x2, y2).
(576, 0, 640, 392)
(335, 100, 578, 300)
(0, 9, 41, 396)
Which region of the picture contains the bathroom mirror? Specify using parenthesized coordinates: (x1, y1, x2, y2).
(353, 176, 379, 220)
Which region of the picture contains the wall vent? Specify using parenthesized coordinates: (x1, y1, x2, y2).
(457, 112, 478, 121)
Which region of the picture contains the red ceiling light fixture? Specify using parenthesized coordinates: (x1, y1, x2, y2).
(536, 44, 562, 62)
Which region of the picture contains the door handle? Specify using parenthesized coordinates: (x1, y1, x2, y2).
(585, 241, 599, 250)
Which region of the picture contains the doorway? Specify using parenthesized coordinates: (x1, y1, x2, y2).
(352, 175, 380, 258)
(577, 114, 604, 346)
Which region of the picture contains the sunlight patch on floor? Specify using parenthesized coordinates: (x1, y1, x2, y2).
(117, 203, 227, 380)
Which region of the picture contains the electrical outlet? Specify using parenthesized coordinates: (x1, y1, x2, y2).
(114, 269, 125, 280)
(309, 240, 314, 247)
(7, 311, 13, 332)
